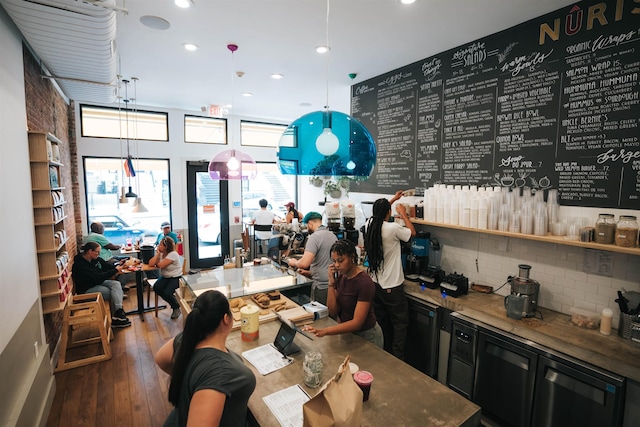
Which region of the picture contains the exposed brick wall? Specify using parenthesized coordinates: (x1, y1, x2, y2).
(23, 45, 77, 356)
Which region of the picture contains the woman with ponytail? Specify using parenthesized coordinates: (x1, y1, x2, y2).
(155, 290, 255, 427)
(364, 191, 416, 360)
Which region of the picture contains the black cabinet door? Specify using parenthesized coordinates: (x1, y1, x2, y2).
(404, 297, 439, 378)
(531, 355, 624, 427)
(474, 330, 538, 427)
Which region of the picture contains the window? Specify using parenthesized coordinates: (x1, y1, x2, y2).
(242, 162, 296, 223)
(241, 121, 287, 147)
(80, 104, 168, 141)
(185, 115, 227, 144)
(84, 157, 171, 245)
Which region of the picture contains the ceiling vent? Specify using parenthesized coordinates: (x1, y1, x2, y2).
(1, 0, 119, 103)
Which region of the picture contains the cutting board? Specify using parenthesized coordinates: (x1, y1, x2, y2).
(229, 294, 298, 331)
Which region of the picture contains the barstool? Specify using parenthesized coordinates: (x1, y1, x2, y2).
(55, 292, 113, 372)
(253, 224, 273, 258)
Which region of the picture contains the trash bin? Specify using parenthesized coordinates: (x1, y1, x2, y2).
(140, 245, 155, 264)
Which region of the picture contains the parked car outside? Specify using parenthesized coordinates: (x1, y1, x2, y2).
(89, 215, 156, 245)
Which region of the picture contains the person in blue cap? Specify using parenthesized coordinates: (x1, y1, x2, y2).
(286, 212, 337, 305)
(156, 221, 179, 245)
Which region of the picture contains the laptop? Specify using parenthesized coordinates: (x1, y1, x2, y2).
(273, 322, 302, 356)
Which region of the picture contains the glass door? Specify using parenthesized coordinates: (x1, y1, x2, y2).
(186, 161, 229, 268)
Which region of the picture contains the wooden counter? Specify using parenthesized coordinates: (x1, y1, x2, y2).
(403, 282, 640, 382)
(227, 319, 481, 427)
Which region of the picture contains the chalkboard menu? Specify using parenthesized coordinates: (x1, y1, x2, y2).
(351, 0, 640, 209)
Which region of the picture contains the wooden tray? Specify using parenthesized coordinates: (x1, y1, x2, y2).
(229, 294, 298, 330)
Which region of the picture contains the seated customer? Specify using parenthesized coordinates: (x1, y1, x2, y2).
(304, 240, 383, 348)
(155, 290, 256, 427)
(71, 242, 131, 328)
(148, 236, 183, 319)
(156, 221, 179, 245)
(84, 221, 132, 292)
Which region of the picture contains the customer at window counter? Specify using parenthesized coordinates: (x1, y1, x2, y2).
(364, 191, 416, 360)
(284, 201, 303, 224)
(156, 221, 179, 245)
(148, 236, 183, 320)
(71, 241, 131, 328)
(251, 198, 278, 254)
(155, 290, 256, 427)
(304, 240, 383, 348)
(286, 211, 337, 305)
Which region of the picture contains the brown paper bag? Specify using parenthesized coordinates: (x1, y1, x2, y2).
(303, 355, 363, 427)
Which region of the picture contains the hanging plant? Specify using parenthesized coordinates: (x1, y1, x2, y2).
(323, 180, 342, 199)
(309, 176, 324, 187)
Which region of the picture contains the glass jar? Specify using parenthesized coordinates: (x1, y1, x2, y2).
(615, 215, 639, 248)
(303, 351, 323, 388)
(594, 214, 616, 244)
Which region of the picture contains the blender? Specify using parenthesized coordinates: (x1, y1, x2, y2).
(405, 231, 430, 280)
(504, 264, 540, 319)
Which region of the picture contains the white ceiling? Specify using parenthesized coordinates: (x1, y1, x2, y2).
(10, 0, 577, 122)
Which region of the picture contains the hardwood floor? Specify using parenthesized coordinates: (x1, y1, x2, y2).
(46, 287, 183, 427)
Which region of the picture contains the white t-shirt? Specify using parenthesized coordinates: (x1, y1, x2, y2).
(160, 251, 182, 278)
(369, 221, 412, 289)
(253, 209, 275, 240)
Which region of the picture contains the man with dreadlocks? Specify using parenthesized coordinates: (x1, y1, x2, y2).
(363, 191, 416, 360)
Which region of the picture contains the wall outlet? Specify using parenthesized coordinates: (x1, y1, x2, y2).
(34, 341, 39, 359)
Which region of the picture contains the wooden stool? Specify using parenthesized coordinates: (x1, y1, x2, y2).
(146, 278, 159, 317)
(55, 292, 113, 372)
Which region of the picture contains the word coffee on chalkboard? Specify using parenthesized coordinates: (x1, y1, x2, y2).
(351, 0, 639, 209)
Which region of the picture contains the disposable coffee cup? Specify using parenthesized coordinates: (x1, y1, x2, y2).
(353, 370, 373, 402)
(240, 304, 260, 342)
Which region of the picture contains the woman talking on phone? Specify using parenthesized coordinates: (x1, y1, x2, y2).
(304, 240, 383, 347)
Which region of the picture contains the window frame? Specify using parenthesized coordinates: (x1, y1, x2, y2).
(79, 104, 169, 142)
(240, 120, 288, 148)
(184, 114, 228, 145)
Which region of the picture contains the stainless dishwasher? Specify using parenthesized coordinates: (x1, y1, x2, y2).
(474, 326, 538, 427)
(531, 352, 625, 427)
(403, 294, 439, 378)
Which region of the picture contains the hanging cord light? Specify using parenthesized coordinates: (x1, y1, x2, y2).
(276, 0, 376, 177)
(315, 0, 339, 156)
(117, 75, 129, 203)
(208, 43, 257, 180)
(122, 79, 138, 198)
(130, 77, 148, 212)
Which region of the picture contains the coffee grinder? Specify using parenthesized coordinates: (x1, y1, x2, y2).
(504, 264, 540, 319)
(405, 231, 430, 280)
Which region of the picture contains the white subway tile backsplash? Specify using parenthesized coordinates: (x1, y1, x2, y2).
(420, 226, 639, 319)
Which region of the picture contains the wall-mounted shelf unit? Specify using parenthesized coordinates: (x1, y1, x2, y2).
(411, 219, 640, 257)
(29, 132, 71, 314)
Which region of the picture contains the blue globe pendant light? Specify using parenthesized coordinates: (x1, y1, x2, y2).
(277, 0, 375, 178)
(277, 109, 376, 177)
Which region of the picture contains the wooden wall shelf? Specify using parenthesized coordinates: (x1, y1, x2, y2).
(410, 219, 640, 257)
(29, 132, 71, 314)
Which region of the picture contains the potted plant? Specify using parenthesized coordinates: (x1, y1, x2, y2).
(324, 180, 342, 199)
(309, 176, 324, 188)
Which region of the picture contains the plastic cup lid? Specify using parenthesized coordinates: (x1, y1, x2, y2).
(353, 370, 373, 384)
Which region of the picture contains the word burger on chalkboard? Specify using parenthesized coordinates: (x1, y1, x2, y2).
(351, 0, 640, 209)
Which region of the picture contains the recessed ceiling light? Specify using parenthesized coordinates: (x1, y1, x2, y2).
(242, 93, 253, 97)
(140, 15, 170, 30)
(400, 0, 416, 4)
(315, 45, 329, 54)
(174, 0, 192, 8)
(271, 73, 284, 79)
(182, 43, 199, 51)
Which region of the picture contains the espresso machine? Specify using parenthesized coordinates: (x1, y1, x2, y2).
(504, 264, 541, 319)
(405, 231, 430, 280)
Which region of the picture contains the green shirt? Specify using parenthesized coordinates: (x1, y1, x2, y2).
(84, 233, 113, 260)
